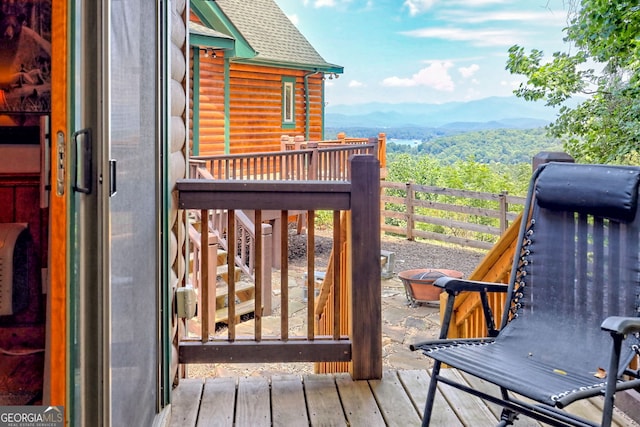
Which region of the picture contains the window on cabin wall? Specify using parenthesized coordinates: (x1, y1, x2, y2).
(281, 76, 295, 129)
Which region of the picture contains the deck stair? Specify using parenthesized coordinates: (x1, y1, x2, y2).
(214, 250, 241, 285)
(188, 220, 256, 327)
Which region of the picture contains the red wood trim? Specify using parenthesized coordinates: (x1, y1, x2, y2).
(179, 339, 351, 364)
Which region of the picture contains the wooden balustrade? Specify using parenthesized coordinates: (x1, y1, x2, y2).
(192, 140, 379, 182)
(381, 181, 526, 250)
(176, 155, 382, 380)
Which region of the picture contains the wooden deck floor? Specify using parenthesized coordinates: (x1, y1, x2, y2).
(169, 369, 637, 427)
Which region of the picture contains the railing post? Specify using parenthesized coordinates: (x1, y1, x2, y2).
(280, 135, 290, 151)
(349, 155, 382, 380)
(206, 234, 218, 336)
(499, 191, 508, 234)
(405, 182, 414, 241)
(377, 132, 386, 169)
(261, 223, 273, 316)
(308, 142, 319, 180)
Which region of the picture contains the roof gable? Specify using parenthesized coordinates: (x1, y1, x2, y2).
(191, 0, 342, 72)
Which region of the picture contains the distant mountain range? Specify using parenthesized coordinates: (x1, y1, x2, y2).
(325, 96, 572, 130)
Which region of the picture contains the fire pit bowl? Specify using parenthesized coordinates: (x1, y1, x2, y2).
(397, 268, 464, 306)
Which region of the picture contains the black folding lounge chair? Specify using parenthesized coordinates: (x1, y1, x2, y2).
(411, 162, 640, 427)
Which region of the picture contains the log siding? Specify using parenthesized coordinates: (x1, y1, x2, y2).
(192, 58, 325, 156)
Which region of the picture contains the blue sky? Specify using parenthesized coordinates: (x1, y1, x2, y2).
(275, 0, 572, 106)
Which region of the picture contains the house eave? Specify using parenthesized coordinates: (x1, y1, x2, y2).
(191, 1, 257, 59)
(190, 33, 235, 50)
(231, 57, 343, 74)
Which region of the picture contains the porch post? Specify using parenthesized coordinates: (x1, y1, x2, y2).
(349, 155, 382, 380)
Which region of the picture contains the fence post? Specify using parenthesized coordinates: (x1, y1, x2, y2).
(349, 155, 382, 380)
(405, 182, 415, 241)
(499, 191, 508, 234)
(261, 223, 273, 316)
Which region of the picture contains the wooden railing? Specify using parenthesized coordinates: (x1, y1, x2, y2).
(381, 181, 526, 250)
(191, 141, 379, 182)
(176, 155, 382, 380)
(280, 132, 387, 169)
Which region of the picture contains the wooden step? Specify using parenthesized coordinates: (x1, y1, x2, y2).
(217, 249, 227, 266)
(215, 281, 255, 308)
(215, 300, 256, 324)
(217, 264, 241, 284)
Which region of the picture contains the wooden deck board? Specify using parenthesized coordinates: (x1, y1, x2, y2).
(335, 372, 386, 427)
(271, 375, 308, 427)
(169, 369, 640, 427)
(457, 370, 542, 426)
(196, 377, 236, 427)
(397, 369, 463, 426)
(235, 376, 270, 427)
(369, 370, 422, 427)
(169, 378, 203, 427)
(438, 368, 499, 426)
(304, 374, 348, 427)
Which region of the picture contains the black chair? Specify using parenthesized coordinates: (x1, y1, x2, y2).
(411, 162, 640, 427)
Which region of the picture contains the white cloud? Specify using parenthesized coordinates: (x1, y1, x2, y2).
(401, 27, 524, 47)
(349, 80, 364, 88)
(404, 0, 436, 16)
(314, 0, 337, 7)
(440, 10, 566, 26)
(382, 61, 454, 91)
(458, 64, 479, 78)
(452, 0, 509, 5)
(287, 14, 300, 26)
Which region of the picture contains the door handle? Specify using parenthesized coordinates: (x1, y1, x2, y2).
(109, 159, 117, 197)
(72, 128, 92, 194)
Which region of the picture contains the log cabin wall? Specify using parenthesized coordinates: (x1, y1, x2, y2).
(192, 56, 325, 156)
(191, 48, 226, 155)
(170, 0, 189, 385)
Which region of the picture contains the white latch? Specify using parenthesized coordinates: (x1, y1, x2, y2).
(176, 285, 197, 319)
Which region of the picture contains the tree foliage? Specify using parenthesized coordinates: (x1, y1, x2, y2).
(506, 1, 640, 164)
(386, 128, 562, 164)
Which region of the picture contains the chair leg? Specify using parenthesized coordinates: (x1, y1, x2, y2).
(602, 333, 624, 427)
(498, 408, 518, 426)
(423, 360, 442, 427)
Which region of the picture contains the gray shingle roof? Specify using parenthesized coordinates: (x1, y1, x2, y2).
(190, 21, 234, 40)
(213, 0, 341, 70)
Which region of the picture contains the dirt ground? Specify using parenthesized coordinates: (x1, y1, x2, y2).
(186, 229, 487, 379)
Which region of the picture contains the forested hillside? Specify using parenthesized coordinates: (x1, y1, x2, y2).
(386, 128, 562, 164)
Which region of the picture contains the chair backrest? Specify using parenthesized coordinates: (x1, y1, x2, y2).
(500, 162, 640, 376)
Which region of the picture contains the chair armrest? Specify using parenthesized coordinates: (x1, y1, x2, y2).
(433, 277, 508, 339)
(601, 316, 640, 335)
(434, 276, 509, 293)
